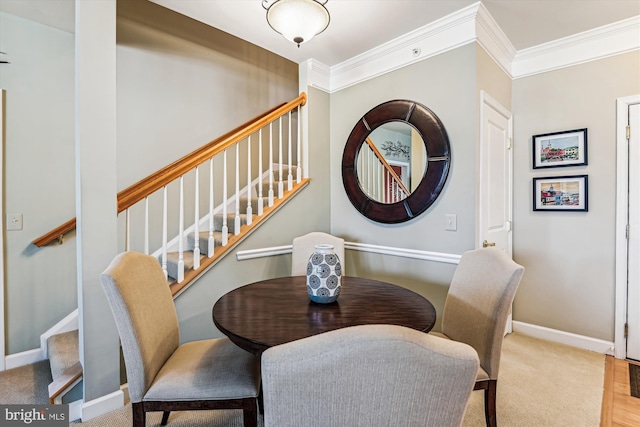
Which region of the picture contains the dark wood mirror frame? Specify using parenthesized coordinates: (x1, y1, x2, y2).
(342, 100, 451, 224)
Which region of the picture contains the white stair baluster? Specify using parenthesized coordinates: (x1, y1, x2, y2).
(268, 122, 274, 207)
(278, 116, 284, 198)
(193, 166, 200, 270)
(287, 111, 293, 191)
(208, 158, 215, 257)
(177, 176, 185, 283)
(296, 105, 301, 183)
(162, 186, 168, 280)
(234, 143, 241, 235)
(246, 136, 253, 225)
(258, 128, 264, 216)
(222, 150, 229, 246)
(125, 209, 130, 252)
(144, 197, 149, 255)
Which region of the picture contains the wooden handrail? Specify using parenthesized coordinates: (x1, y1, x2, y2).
(364, 137, 411, 196)
(32, 218, 76, 247)
(32, 93, 307, 247)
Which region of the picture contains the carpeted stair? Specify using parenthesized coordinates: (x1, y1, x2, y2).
(162, 172, 293, 283)
(47, 329, 83, 403)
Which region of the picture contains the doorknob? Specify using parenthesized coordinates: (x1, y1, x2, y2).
(483, 240, 496, 248)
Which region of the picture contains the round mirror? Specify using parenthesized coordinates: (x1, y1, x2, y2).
(342, 100, 450, 224)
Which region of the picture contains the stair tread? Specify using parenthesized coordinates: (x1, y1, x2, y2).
(47, 330, 79, 381)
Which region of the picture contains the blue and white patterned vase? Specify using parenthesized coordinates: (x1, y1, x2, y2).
(306, 244, 342, 304)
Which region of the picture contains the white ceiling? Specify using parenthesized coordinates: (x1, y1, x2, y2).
(1, 0, 639, 67)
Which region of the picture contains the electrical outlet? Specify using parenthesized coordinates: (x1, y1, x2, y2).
(6, 213, 23, 231)
(445, 214, 457, 231)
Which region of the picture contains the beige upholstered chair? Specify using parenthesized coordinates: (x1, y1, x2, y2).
(100, 251, 260, 427)
(291, 231, 345, 276)
(435, 248, 524, 427)
(261, 324, 479, 427)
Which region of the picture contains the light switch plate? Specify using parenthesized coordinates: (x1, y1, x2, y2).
(6, 214, 23, 231)
(445, 214, 457, 231)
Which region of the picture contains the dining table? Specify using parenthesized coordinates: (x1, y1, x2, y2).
(212, 275, 437, 355)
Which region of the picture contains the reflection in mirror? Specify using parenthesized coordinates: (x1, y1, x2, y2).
(356, 122, 426, 204)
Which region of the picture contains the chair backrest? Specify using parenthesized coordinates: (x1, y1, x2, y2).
(100, 251, 181, 403)
(291, 231, 345, 276)
(441, 248, 524, 379)
(261, 324, 479, 427)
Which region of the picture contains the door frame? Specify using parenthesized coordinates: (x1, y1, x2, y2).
(1, 89, 5, 371)
(615, 94, 640, 359)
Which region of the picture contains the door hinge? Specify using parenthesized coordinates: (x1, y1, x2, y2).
(627, 125, 631, 140)
(506, 220, 512, 231)
(507, 138, 512, 149)
(627, 224, 630, 239)
(625, 323, 629, 338)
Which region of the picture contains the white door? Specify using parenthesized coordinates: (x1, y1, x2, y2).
(479, 92, 513, 333)
(479, 92, 513, 255)
(627, 102, 640, 361)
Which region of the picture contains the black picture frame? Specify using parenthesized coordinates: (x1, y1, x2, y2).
(532, 128, 588, 169)
(533, 175, 588, 212)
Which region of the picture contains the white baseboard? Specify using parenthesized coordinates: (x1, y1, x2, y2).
(5, 348, 45, 370)
(512, 321, 615, 355)
(68, 399, 83, 422)
(3, 310, 78, 371)
(81, 389, 124, 422)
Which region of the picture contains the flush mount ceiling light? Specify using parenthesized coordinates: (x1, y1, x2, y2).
(262, 0, 330, 47)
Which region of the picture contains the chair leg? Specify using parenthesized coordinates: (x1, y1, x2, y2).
(242, 398, 258, 427)
(258, 385, 264, 414)
(483, 380, 497, 427)
(132, 402, 146, 427)
(160, 411, 171, 425)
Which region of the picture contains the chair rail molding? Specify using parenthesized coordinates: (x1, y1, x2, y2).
(236, 241, 461, 265)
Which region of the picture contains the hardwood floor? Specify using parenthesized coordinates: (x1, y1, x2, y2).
(601, 357, 640, 426)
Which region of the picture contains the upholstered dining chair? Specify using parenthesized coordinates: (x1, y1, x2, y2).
(100, 251, 260, 427)
(433, 248, 524, 427)
(291, 231, 345, 276)
(261, 324, 479, 427)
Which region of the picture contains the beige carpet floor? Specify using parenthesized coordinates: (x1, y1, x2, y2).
(73, 332, 605, 427)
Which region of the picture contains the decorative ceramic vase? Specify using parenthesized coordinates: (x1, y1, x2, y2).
(306, 244, 342, 304)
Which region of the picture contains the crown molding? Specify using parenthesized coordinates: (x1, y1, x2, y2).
(301, 58, 331, 93)
(512, 15, 640, 79)
(328, 2, 482, 93)
(320, 3, 639, 91)
(474, 2, 516, 77)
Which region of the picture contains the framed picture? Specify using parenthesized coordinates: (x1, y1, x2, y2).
(532, 128, 587, 169)
(533, 175, 588, 212)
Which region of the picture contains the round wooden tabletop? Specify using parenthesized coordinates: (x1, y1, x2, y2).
(212, 276, 436, 354)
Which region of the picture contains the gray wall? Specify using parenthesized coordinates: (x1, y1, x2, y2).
(512, 51, 640, 341)
(330, 44, 479, 331)
(0, 12, 77, 354)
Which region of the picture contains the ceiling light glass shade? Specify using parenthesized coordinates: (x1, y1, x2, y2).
(264, 0, 330, 47)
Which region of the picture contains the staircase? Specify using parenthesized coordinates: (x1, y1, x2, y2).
(161, 168, 308, 296)
(31, 93, 310, 404)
